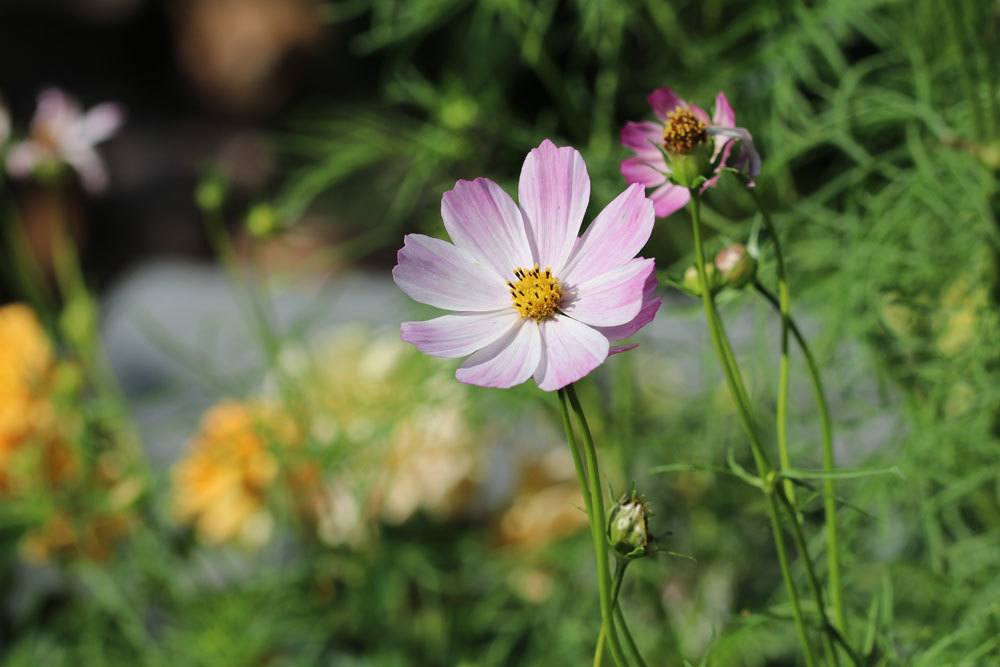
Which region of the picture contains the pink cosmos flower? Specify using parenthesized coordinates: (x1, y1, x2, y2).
(620, 88, 760, 218)
(6, 88, 124, 193)
(393, 140, 661, 391)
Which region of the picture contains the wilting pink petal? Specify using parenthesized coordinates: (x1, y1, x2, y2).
(609, 344, 639, 356)
(620, 121, 663, 160)
(620, 157, 666, 188)
(534, 315, 609, 391)
(401, 310, 519, 358)
(563, 184, 654, 284)
(713, 92, 735, 128)
(441, 177, 533, 279)
(648, 88, 684, 120)
(456, 319, 542, 388)
(710, 92, 736, 163)
(392, 234, 510, 311)
(561, 258, 654, 327)
(708, 126, 761, 182)
(518, 139, 589, 273)
(82, 103, 125, 144)
(649, 182, 690, 218)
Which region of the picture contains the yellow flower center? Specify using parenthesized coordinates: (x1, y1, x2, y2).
(508, 265, 562, 321)
(663, 107, 708, 155)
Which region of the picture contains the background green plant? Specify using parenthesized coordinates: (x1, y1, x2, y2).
(1, 0, 998, 665)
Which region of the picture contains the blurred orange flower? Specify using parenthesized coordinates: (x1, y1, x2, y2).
(172, 400, 297, 547)
(0, 303, 59, 492)
(0, 303, 139, 562)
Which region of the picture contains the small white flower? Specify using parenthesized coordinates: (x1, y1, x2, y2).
(6, 88, 124, 193)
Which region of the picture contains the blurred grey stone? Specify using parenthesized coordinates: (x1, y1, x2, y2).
(101, 259, 407, 468)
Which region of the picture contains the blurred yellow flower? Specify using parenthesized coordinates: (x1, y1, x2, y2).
(0, 303, 139, 563)
(308, 328, 483, 528)
(0, 303, 58, 492)
(172, 400, 295, 547)
(21, 509, 135, 563)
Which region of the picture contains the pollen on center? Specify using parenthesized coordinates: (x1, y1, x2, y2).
(663, 107, 707, 155)
(508, 265, 562, 321)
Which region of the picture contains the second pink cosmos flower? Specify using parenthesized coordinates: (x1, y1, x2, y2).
(393, 139, 660, 391)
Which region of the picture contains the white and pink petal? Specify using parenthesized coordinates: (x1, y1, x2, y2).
(560, 257, 655, 327)
(401, 310, 518, 358)
(596, 288, 661, 343)
(392, 233, 510, 312)
(455, 319, 542, 388)
(562, 184, 654, 285)
(518, 139, 589, 273)
(533, 315, 609, 391)
(441, 177, 533, 279)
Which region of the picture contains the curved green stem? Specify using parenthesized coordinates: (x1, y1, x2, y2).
(557, 388, 628, 667)
(753, 279, 845, 633)
(688, 192, 816, 667)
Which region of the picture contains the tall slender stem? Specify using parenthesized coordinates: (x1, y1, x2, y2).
(945, 0, 985, 137)
(688, 192, 816, 667)
(557, 389, 628, 667)
(777, 492, 863, 667)
(752, 281, 844, 632)
(750, 189, 796, 507)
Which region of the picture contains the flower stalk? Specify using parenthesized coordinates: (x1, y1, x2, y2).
(557, 387, 629, 667)
(748, 187, 846, 635)
(687, 191, 817, 667)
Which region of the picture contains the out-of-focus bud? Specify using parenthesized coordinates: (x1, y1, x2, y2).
(681, 263, 722, 297)
(246, 203, 280, 238)
(195, 173, 227, 213)
(607, 489, 653, 560)
(59, 294, 97, 352)
(52, 361, 84, 400)
(714, 243, 756, 290)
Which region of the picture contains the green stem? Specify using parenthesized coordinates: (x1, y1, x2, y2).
(749, 189, 796, 508)
(753, 281, 846, 633)
(688, 192, 816, 667)
(777, 491, 864, 667)
(612, 560, 648, 667)
(49, 196, 129, 412)
(557, 389, 628, 667)
(203, 212, 281, 365)
(945, 0, 985, 136)
(593, 626, 607, 667)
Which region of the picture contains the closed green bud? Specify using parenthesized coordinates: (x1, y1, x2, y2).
(195, 174, 227, 213)
(607, 490, 652, 560)
(714, 244, 756, 289)
(681, 263, 722, 297)
(246, 203, 279, 238)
